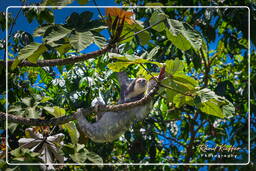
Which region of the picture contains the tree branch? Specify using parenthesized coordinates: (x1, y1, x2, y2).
(1, 84, 159, 126)
(1, 43, 115, 67)
(5, 8, 23, 60)
(158, 133, 186, 147)
(200, 48, 210, 87)
(185, 112, 199, 163)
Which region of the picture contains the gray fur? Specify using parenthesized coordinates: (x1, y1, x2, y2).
(75, 76, 155, 143)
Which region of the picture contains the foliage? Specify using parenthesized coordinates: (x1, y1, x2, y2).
(0, 0, 255, 170)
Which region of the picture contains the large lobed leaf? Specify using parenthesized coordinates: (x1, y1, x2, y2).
(108, 53, 163, 72)
(195, 88, 235, 118)
(44, 106, 80, 144)
(150, 12, 204, 52)
(11, 42, 47, 70)
(163, 59, 234, 118)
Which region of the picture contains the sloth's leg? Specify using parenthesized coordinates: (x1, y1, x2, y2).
(75, 109, 96, 138)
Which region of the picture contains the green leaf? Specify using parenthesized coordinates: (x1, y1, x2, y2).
(77, 0, 88, 5)
(86, 152, 103, 165)
(173, 94, 194, 108)
(195, 88, 235, 118)
(222, 100, 235, 118)
(165, 19, 203, 51)
(197, 99, 224, 118)
(110, 53, 162, 66)
(162, 71, 197, 105)
(66, 12, 80, 27)
(27, 107, 39, 118)
(11, 59, 20, 70)
(43, 106, 54, 115)
(63, 122, 80, 144)
(136, 28, 150, 45)
(41, 0, 74, 6)
(165, 88, 179, 103)
(163, 78, 191, 102)
(21, 97, 31, 107)
(70, 152, 88, 163)
(93, 34, 107, 48)
(109, 53, 137, 61)
(149, 12, 167, 32)
(27, 44, 47, 63)
(145, 2, 164, 6)
(134, 22, 151, 45)
(43, 25, 72, 44)
(108, 57, 162, 72)
(79, 11, 93, 25)
(75, 144, 86, 153)
(165, 58, 184, 75)
(172, 73, 198, 90)
(44, 106, 65, 117)
(165, 28, 191, 51)
(11, 42, 47, 69)
(40, 97, 52, 103)
(33, 24, 52, 37)
(160, 99, 168, 113)
(196, 88, 217, 103)
(107, 62, 133, 72)
(56, 43, 72, 55)
(53, 106, 66, 117)
(119, 24, 135, 44)
(69, 31, 94, 52)
(147, 46, 160, 59)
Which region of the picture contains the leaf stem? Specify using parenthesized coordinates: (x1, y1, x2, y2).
(120, 19, 166, 42)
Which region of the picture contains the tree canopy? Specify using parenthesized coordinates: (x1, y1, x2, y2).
(0, 0, 255, 170)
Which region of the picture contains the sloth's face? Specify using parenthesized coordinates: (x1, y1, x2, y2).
(125, 78, 147, 101)
(133, 78, 147, 96)
(136, 78, 147, 88)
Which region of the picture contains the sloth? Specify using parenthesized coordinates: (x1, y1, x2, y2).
(75, 72, 157, 143)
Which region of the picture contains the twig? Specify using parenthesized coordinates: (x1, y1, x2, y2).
(200, 48, 210, 87)
(139, 63, 192, 96)
(195, 120, 207, 133)
(5, 8, 22, 60)
(120, 19, 166, 42)
(92, 0, 105, 22)
(92, 0, 112, 39)
(159, 83, 192, 96)
(184, 112, 200, 163)
(139, 63, 158, 81)
(8, 8, 22, 38)
(158, 133, 186, 147)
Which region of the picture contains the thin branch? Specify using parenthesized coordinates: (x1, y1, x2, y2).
(0, 44, 114, 67)
(139, 64, 191, 97)
(139, 63, 158, 82)
(120, 19, 166, 42)
(208, 53, 218, 66)
(5, 8, 22, 60)
(1, 84, 159, 126)
(92, 0, 105, 22)
(8, 8, 22, 38)
(158, 133, 186, 147)
(200, 48, 210, 87)
(184, 112, 200, 163)
(159, 83, 192, 96)
(195, 120, 207, 133)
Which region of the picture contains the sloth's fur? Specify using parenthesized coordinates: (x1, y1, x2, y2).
(75, 74, 156, 143)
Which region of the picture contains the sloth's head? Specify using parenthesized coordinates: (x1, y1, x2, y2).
(124, 78, 147, 102)
(134, 78, 147, 92)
